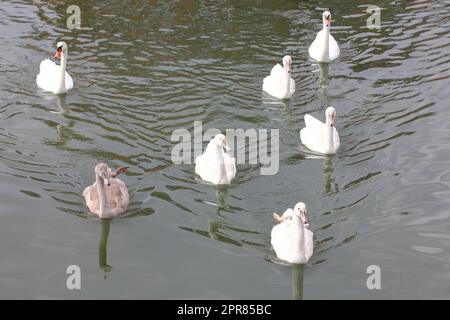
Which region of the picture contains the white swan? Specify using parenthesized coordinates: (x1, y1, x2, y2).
(271, 202, 314, 264)
(262, 55, 296, 99)
(308, 11, 340, 63)
(300, 107, 340, 155)
(83, 163, 129, 218)
(36, 41, 74, 94)
(195, 134, 236, 184)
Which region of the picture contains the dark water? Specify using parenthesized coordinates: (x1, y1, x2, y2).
(0, 0, 449, 298)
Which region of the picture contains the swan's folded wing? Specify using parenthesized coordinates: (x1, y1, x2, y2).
(304, 229, 314, 261)
(281, 208, 294, 219)
(308, 29, 324, 54)
(194, 154, 207, 171)
(83, 184, 99, 213)
(271, 218, 296, 262)
(195, 140, 213, 166)
(304, 114, 326, 131)
(269, 63, 284, 77)
(315, 29, 325, 41)
(66, 72, 74, 90)
(195, 153, 217, 180)
(37, 59, 58, 90)
(37, 59, 74, 92)
(329, 34, 340, 61)
(333, 127, 340, 147)
(290, 77, 296, 94)
(263, 64, 292, 98)
(107, 179, 129, 212)
(39, 58, 58, 73)
(223, 153, 236, 180)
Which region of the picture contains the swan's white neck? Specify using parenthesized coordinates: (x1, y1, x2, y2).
(96, 174, 109, 217)
(206, 142, 228, 183)
(214, 144, 228, 183)
(283, 69, 291, 98)
(57, 51, 67, 94)
(325, 124, 334, 150)
(293, 215, 306, 252)
(321, 26, 330, 60)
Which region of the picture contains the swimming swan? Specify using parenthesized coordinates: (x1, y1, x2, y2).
(300, 107, 340, 155)
(195, 134, 236, 184)
(83, 163, 129, 218)
(36, 41, 74, 94)
(308, 11, 340, 63)
(271, 202, 314, 264)
(262, 55, 296, 99)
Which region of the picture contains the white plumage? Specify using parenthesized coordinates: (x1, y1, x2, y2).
(300, 107, 340, 155)
(271, 202, 314, 264)
(36, 42, 74, 94)
(308, 11, 340, 63)
(195, 134, 236, 185)
(262, 55, 295, 99)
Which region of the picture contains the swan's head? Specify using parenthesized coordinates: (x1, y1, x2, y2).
(54, 41, 68, 59)
(294, 202, 309, 226)
(322, 10, 331, 28)
(95, 163, 112, 186)
(282, 55, 292, 73)
(325, 106, 336, 127)
(213, 134, 231, 153)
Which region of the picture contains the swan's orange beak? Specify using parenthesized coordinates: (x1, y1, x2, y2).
(53, 47, 62, 59)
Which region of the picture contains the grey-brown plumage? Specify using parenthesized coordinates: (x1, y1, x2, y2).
(83, 163, 129, 218)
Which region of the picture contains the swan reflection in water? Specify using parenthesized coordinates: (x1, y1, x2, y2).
(323, 155, 339, 195)
(40, 94, 76, 146)
(55, 95, 70, 142)
(99, 218, 113, 279)
(49, 94, 69, 117)
(198, 184, 238, 217)
(262, 92, 290, 112)
(291, 264, 304, 300)
(300, 153, 337, 195)
(207, 220, 242, 246)
(318, 62, 330, 92)
(215, 186, 226, 211)
(179, 220, 242, 247)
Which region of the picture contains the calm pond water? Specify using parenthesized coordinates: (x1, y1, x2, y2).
(0, 0, 449, 299)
